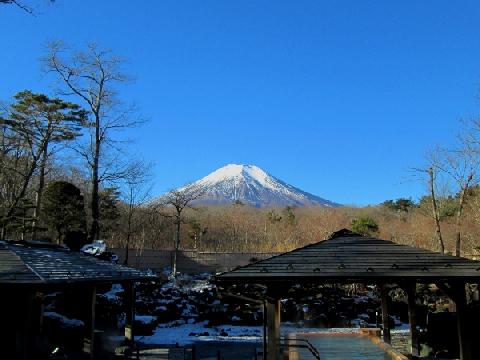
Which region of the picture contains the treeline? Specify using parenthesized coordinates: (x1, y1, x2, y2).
(106, 194, 480, 256)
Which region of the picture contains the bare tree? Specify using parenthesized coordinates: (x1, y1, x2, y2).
(43, 41, 143, 241)
(412, 159, 446, 254)
(0, 0, 54, 14)
(427, 167, 445, 253)
(118, 159, 152, 265)
(159, 184, 204, 277)
(435, 127, 480, 256)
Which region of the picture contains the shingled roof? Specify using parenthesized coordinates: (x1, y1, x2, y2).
(0, 241, 155, 285)
(215, 229, 480, 284)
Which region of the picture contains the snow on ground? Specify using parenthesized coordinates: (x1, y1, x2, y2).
(44, 312, 84, 328)
(133, 271, 410, 347)
(100, 283, 124, 302)
(136, 315, 157, 324)
(139, 321, 261, 345)
(138, 321, 371, 346)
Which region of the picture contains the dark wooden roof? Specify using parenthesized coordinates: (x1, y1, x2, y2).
(0, 241, 155, 285)
(215, 229, 480, 284)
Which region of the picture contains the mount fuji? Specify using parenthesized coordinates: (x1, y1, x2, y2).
(172, 164, 339, 208)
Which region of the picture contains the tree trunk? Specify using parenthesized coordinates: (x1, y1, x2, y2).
(455, 185, 469, 257)
(3, 149, 42, 238)
(32, 144, 49, 240)
(124, 234, 130, 266)
(89, 113, 101, 242)
(172, 219, 181, 277)
(429, 167, 445, 253)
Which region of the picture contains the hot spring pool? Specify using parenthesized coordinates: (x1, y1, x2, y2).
(297, 334, 394, 360)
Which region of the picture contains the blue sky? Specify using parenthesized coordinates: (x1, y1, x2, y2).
(2, 1, 480, 205)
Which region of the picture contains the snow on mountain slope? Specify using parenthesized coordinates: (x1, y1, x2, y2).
(172, 164, 340, 208)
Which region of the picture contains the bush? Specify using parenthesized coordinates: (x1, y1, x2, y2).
(351, 216, 379, 236)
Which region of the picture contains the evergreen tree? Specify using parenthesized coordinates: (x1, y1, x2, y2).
(42, 181, 86, 245)
(282, 205, 297, 226)
(0, 90, 86, 239)
(351, 216, 379, 236)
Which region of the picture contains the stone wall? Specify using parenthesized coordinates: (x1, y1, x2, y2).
(112, 248, 280, 274)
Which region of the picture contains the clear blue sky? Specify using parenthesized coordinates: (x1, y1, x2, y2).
(2, 1, 480, 205)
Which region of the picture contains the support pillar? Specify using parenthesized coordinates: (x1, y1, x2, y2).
(380, 284, 391, 344)
(124, 282, 136, 344)
(84, 286, 97, 360)
(436, 282, 471, 360)
(405, 283, 420, 357)
(455, 286, 471, 360)
(263, 301, 267, 360)
(266, 299, 281, 360)
(17, 291, 34, 360)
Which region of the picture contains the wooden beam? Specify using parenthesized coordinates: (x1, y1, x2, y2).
(380, 284, 391, 344)
(266, 299, 281, 360)
(404, 283, 420, 357)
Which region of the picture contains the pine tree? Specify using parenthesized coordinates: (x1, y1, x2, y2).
(42, 181, 86, 245)
(0, 91, 86, 239)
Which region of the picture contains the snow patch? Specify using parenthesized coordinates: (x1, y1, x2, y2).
(44, 312, 84, 328)
(139, 322, 363, 346)
(100, 283, 123, 301)
(136, 315, 156, 324)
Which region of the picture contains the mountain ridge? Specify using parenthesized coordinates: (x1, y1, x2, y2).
(169, 164, 340, 208)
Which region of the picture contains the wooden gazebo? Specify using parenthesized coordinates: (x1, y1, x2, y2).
(0, 240, 156, 360)
(215, 229, 480, 360)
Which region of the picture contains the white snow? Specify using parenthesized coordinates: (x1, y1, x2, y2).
(159, 163, 337, 207)
(138, 321, 365, 346)
(44, 312, 84, 328)
(199, 164, 245, 184)
(135, 315, 156, 324)
(100, 283, 123, 301)
(196, 164, 287, 194)
(139, 321, 261, 345)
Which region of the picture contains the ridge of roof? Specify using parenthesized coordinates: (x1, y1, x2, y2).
(327, 228, 362, 239)
(214, 228, 480, 283)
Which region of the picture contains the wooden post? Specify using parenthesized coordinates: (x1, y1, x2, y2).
(380, 284, 391, 344)
(84, 286, 97, 360)
(18, 291, 34, 360)
(263, 301, 267, 359)
(124, 281, 136, 344)
(436, 282, 471, 360)
(38, 292, 45, 336)
(455, 285, 471, 360)
(267, 299, 281, 360)
(405, 283, 420, 357)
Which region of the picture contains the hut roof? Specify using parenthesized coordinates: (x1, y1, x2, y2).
(215, 229, 480, 284)
(0, 241, 155, 285)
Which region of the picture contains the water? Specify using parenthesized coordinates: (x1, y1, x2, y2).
(298, 335, 393, 360)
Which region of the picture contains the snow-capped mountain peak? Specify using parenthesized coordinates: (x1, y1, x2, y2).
(174, 164, 339, 208)
(198, 164, 277, 190)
